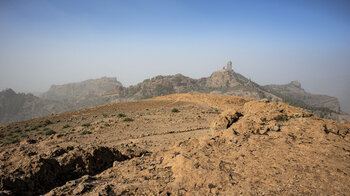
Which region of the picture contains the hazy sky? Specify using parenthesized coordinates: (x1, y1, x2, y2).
(0, 0, 350, 112)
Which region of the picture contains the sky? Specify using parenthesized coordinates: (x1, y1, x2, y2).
(0, 0, 349, 112)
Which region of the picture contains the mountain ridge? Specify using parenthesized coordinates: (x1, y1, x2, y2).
(0, 63, 348, 124)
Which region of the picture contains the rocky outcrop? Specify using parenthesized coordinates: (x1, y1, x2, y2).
(206, 70, 239, 88)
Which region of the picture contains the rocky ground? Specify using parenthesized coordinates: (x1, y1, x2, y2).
(0, 93, 349, 195)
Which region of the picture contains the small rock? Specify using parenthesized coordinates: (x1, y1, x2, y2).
(260, 98, 270, 103)
(271, 125, 280, 132)
(113, 161, 119, 167)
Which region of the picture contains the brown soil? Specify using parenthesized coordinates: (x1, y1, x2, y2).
(0, 93, 349, 195)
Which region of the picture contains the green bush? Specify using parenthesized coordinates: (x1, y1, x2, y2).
(123, 118, 134, 122)
(171, 108, 180, 113)
(276, 115, 289, 122)
(44, 129, 56, 135)
(44, 119, 53, 126)
(103, 113, 108, 118)
(31, 125, 39, 131)
(62, 124, 70, 129)
(118, 113, 126, 118)
(80, 130, 92, 135)
(82, 123, 91, 127)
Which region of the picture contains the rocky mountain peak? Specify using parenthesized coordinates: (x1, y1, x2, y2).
(207, 70, 239, 88)
(289, 80, 302, 88)
(221, 60, 233, 72)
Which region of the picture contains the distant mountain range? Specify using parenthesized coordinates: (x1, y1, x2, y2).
(1, 62, 348, 124)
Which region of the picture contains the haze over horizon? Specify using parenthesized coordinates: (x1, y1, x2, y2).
(0, 0, 349, 113)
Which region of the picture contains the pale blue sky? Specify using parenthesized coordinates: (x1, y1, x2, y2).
(0, 0, 349, 112)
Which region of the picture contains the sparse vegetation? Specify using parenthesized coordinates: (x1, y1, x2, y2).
(118, 113, 126, 118)
(44, 129, 56, 135)
(20, 132, 28, 138)
(171, 108, 180, 113)
(31, 125, 39, 131)
(43, 119, 53, 126)
(123, 117, 134, 122)
(6, 136, 19, 144)
(105, 123, 110, 127)
(80, 130, 92, 135)
(62, 124, 70, 129)
(103, 113, 108, 118)
(82, 123, 91, 127)
(276, 115, 289, 122)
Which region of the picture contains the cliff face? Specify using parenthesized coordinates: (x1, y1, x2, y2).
(264, 81, 340, 113)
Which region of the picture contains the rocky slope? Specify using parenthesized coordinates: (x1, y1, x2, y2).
(0, 94, 349, 195)
(42, 77, 121, 101)
(0, 78, 122, 124)
(41, 77, 121, 108)
(264, 81, 340, 112)
(0, 89, 70, 124)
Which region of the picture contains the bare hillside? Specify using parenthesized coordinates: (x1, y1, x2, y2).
(0, 94, 349, 195)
